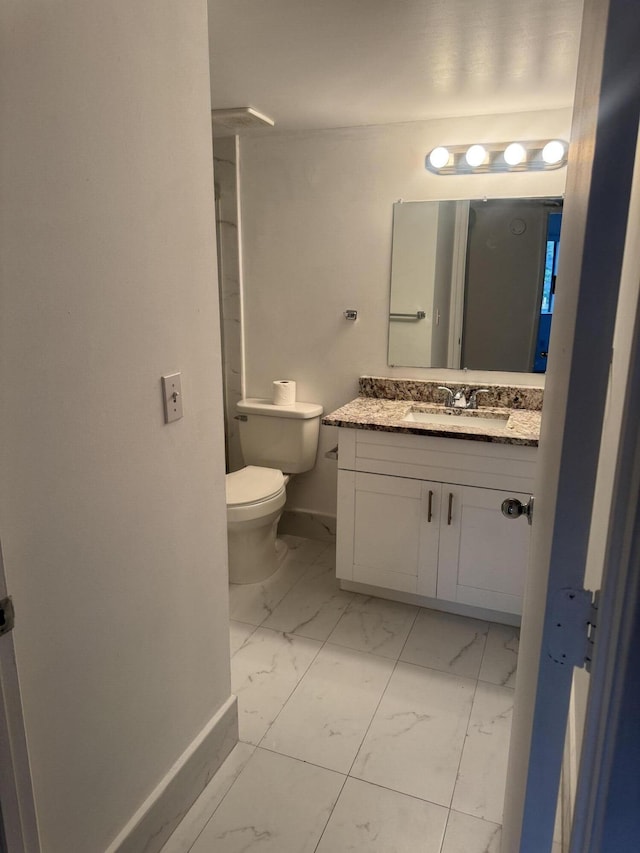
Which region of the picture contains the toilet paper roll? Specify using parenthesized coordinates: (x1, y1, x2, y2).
(272, 379, 296, 406)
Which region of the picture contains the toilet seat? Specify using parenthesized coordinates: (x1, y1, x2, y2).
(226, 465, 285, 505)
(226, 466, 287, 524)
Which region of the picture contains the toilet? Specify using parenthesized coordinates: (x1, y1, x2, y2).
(225, 397, 323, 584)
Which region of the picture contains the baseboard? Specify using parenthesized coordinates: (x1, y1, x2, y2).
(279, 509, 336, 543)
(339, 579, 521, 627)
(106, 694, 238, 853)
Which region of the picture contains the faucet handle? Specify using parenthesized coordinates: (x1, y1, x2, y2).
(468, 388, 490, 409)
(437, 386, 454, 407)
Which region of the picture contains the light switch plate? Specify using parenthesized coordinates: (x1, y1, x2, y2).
(161, 373, 183, 423)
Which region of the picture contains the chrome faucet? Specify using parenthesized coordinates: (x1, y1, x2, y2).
(437, 386, 455, 407)
(437, 386, 489, 410)
(467, 388, 489, 409)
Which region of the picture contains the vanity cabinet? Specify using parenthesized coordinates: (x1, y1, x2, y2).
(336, 427, 537, 617)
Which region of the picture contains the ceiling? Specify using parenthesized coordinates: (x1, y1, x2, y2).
(208, 0, 584, 134)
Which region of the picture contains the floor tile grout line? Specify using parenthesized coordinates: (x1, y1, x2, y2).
(252, 622, 394, 754)
(478, 621, 494, 679)
(255, 639, 397, 774)
(312, 770, 350, 853)
(230, 540, 328, 630)
(254, 563, 314, 628)
(254, 741, 346, 775)
(325, 769, 455, 809)
(188, 655, 508, 845)
(229, 620, 259, 657)
(234, 545, 357, 752)
(183, 743, 258, 853)
(253, 639, 486, 803)
(447, 674, 481, 814)
(247, 544, 362, 744)
(438, 807, 453, 853)
(234, 620, 509, 772)
(478, 621, 520, 681)
(444, 626, 517, 823)
(242, 545, 355, 853)
(252, 611, 421, 771)
(345, 652, 480, 817)
(255, 555, 354, 634)
(446, 674, 516, 828)
(343, 654, 401, 781)
(183, 734, 503, 853)
(215, 545, 328, 849)
(477, 676, 517, 690)
(249, 629, 326, 750)
(228, 616, 261, 628)
(394, 604, 421, 661)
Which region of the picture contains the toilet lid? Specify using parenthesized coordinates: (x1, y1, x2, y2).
(226, 466, 285, 506)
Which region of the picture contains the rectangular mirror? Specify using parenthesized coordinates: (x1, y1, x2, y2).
(388, 197, 563, 372)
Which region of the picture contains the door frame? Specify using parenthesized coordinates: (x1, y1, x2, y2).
(502, 0, 640, 849)
(568, 103, 640, 853)
(0, 541, 40, 852)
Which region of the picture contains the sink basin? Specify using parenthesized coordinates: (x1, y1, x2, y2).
(402, 407, 510, 430)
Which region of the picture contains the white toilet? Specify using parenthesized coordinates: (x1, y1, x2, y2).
(225, 397, 323, 584)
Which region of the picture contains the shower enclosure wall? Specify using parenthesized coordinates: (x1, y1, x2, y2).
(213, 135, 243, 473)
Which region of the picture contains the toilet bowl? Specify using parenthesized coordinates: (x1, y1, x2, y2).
(226, 466, 288, 584)
(225, 397, 323, 585)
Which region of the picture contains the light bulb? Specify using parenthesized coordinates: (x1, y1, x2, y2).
(504, 142, 527, 166)
(428, 147, 450, 169)
(542, 140, 565, 165)
(465, 144, 487, 168)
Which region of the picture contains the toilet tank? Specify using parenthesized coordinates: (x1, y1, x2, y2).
(237, 398, 323, 473)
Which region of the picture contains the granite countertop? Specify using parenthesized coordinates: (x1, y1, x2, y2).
(322, 397, 541, 446)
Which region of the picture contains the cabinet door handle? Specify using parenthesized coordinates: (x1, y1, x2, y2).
(427, 489, 434, 522)
(447, 492, 454, 525)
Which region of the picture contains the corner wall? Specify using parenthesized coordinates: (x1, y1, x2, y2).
(239, 109, 570, 519)
(0, 2, 232, 850)
(214, 135, 244, 473)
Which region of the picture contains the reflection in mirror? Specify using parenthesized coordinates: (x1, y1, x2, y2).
(387, 197, 563, 373)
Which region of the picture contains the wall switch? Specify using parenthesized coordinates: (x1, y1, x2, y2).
(161, 373, 183, 423)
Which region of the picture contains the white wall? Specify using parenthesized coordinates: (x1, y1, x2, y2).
(239, 109, 570, 518)
(0, 2, 231, 851)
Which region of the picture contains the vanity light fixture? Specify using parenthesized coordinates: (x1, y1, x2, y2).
(542, 139, 566, 165)
(425, 139, 569, 175)
(465, 144, 487, 168)
(428, 146, 450, 169)
(503, 142, 527, 166)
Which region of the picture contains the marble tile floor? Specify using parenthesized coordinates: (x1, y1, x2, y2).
(161, 536, 559, 853)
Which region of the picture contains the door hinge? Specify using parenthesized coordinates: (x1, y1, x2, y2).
(0, 595, 15, 637)
(547, 587, 599, 672)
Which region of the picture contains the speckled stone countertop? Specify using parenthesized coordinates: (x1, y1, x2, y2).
(323, 379, 543, 446)
(358, 376, 543, 411)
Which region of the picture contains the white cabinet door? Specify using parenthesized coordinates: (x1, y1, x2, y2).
(438, 485, 531, 614)
(337, 471, 440, 595)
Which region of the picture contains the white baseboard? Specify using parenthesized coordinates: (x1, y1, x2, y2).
(106, 695, 238, 853)
(279, 509, 336, 543)
(339, 579, 521, 627)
